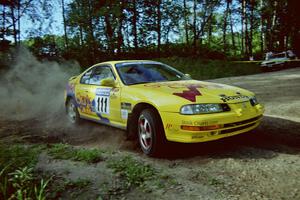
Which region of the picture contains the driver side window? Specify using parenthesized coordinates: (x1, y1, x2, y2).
(89, 66, 114, 85)
(80, 69, 93, 84)
(81, 65, 115, 85)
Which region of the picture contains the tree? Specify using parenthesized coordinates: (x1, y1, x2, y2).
(61, 0, 69, 49)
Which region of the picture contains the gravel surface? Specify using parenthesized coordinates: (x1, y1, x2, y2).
(1, 68, 299, 199)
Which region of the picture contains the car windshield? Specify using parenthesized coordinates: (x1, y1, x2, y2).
(269, 53, 287, 59)
(115, 62, 190, 85)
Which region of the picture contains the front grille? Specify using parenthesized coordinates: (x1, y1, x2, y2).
(223, 115, 262, 128)
(220, 122, 257, 135)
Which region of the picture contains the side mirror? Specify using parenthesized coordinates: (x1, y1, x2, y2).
(100, 78, 117, 87)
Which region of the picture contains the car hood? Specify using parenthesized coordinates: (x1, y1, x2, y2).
(262, 57, 288, 64)
(127, 80, 254, 111)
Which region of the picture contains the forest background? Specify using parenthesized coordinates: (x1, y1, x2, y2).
(1, 0, 299, 76)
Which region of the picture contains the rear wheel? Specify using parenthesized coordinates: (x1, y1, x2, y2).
(138, 109, 166, 156)
(66, 99, 81, 124)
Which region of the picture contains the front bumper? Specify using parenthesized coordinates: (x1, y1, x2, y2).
(160, 102, 264, 143)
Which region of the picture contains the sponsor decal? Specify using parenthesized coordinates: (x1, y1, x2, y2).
(96, 88, 111, 96)
(182, 120, 219, 126)
(121, 109, 128, 119)
(219, 94, 249, 102)
(165, 124, 179, 131)
(110, 88, 119, 99)
(165, 124, 173, 129)
(193, 120, 219, 126)
(182, 120, 193, 125)
(95, 88, 111, 114)
(173, 85, 202, 102)
(121, 102, 132, 110)
(120, 102, 132, 120)
(76, 93, 93, 114)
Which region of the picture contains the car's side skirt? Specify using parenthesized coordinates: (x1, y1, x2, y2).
(80, 115, 127, 130)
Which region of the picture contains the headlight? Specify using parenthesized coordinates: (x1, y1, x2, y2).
(180, 104, 229, 115)
(250, 96, 259, 106)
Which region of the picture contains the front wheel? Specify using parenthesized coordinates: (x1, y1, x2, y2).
(138, 109, 166, 156)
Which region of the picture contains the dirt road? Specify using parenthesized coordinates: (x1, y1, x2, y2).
(1, 68, 300, 199)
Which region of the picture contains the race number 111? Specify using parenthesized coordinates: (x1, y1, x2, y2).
(95, 96, 109, 114)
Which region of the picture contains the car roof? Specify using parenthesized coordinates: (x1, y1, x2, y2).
(93, 60, 160, 66)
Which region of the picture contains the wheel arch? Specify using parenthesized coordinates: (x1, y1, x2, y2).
(126, 102, 163, 140)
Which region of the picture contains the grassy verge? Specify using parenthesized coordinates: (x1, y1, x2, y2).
(107, 156, 156, 188)
(156, 57, 262, 80)
(46, 177, 91, 199)
(0, 144, 50, 200)
(47, 143, 104, 163)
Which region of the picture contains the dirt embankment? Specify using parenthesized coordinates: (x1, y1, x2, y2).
(1, 68, 300, 199)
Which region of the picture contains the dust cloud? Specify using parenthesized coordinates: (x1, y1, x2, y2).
(0, 47, 130, 149)
(0, 47, 80, 124)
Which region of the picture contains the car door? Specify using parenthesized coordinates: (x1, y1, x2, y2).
(76, 65, 122, 124)
(75, 68, 94, 116)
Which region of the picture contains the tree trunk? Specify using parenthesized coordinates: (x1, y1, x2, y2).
(17, 0, 20, 44)
(157, 0, 161, 56)
(223, 0, 230, 53)
(105, 14, 113, 55)
(193, 0, 197, 52)
(229, 5, 236, 56)
(87, 0, 96, 61)
(241, 0, 245, 55)
(61, 0, 69, 49)
(117, 0, 125, 55)
(132, 0, 138, 50)
(183, 0, 189, 44)
(249, 0, 254, 57)
(207, 15, 212, 46)
(260, 0, 264, 53)
(10, 4, 17, 45)
(245, 11, 249, 57)
(79, 26, 83, 46)
(2, 4, 5, 40)
(269, 1, 277, 51)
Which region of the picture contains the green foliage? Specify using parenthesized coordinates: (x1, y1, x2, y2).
(34, 178, 51, 200)
(107, 156, 156, 188)
(0, 144, 50, 200)
(47, 143, 104, 163)
(3, 0, 300, 66)
(157, 57, 261, 80)
(0, 144, 43, 172)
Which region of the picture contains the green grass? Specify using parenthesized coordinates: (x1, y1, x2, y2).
(156, 57, 262, 80)
(107, 156, 156, 188)
(0, 144, 44, 169)
(0, 144, 50, 200)
(46, 177, 91, 199)
(47, 143, 104, 163)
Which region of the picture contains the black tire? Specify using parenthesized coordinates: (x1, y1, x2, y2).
(137, 108, 166, 156)
(66, 98, 81, 124)
(126, 113, 138, 140)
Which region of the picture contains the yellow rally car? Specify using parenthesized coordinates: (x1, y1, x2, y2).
(65, 60, 264, 156)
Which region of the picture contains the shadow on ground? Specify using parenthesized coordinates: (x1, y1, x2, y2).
(159, 116, 300, 159)
(0, 115, 299, 160)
